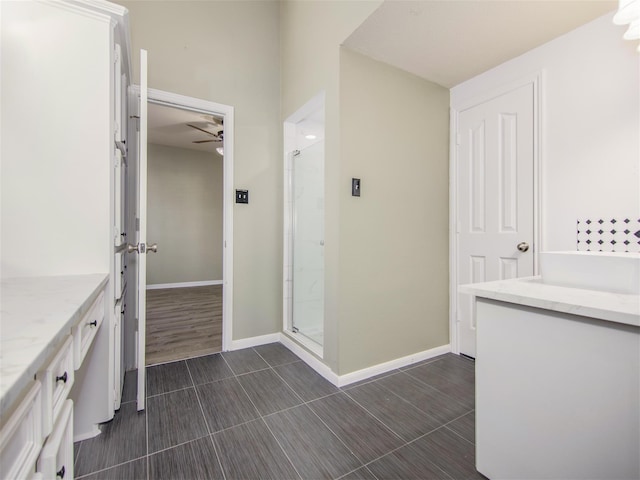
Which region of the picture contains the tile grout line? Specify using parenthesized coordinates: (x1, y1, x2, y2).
(267, 366, 366, 473)
(252, 345, 303, 370)
(219, 350, 239, 376)
(257, 418, 304, 480)
(146, 384, 194, 399)
(304, 399, 367, 473)
(401, 366, 474, 409)
(207, 432, 228, 480)
(226, 351, 303, 480)
(373, 370, 469, 422)
(145, 433, 213, 458)
(335, 465, 381, 480)
(74, 455, 147, 479)
(73, 441, 83, 472)
(200, 385, 351, 437)
(396, 367, 464, 396)
(184, 360, 227, 480)
(341, 388, 412, 444)
(356, 408, 476, 480)
(267, 362, 306, 405)
(145, 370, 150, 480)
(442, 409, 476, 447)
(340, 370, 400, 391)
(145, 348, 223, 368)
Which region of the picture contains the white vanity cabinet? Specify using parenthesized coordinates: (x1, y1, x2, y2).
(36, 337, 74, 437)
(37, 401, 74, 480)
(461, 274, 640, 480)
(1, 0, 134, 449)
(0, 383, 44, 480)
(72, 292, 106, 370)
(1, 277, 108, 479)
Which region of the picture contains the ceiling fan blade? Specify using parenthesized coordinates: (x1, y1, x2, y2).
(187, 123, 216, 136)
(192, 139, 217, 144)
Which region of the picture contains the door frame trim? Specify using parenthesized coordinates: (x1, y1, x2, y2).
(143, 87, 235, 352)
(449, 72, 543, 354)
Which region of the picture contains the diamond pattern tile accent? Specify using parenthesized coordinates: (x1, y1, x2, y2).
(577, 218, 640, 252)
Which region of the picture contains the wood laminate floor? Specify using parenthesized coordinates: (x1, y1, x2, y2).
(145, 285, 222, 366)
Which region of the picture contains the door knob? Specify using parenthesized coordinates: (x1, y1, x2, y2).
(127, 243, 158, 254)
(517, 242, 530, 253)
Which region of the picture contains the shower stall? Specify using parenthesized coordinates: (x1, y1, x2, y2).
(283, 93, 325, 355)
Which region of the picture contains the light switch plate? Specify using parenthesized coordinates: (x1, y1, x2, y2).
(352, 178, 361, 197)
(236, 190, 249, 204)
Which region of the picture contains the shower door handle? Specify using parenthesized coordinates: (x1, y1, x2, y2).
(320, 240, 324, 246)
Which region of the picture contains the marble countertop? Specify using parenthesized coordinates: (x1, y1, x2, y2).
(1, 273, 108, 418)
(459, 276, 640, 327)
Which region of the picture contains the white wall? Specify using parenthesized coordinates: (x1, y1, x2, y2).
(281, 0, 383, 371)
(451, 13, 640, 252)
(338, 49, 450, 374)
(118, 0, 281, 340)
(147, 144, 223, 285)
(1, 1, 111, 278)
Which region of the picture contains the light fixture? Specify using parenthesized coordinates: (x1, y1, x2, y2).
(216, 147, 224, 156)
(305, 134, 317, 140)
(613, 0, 640, 52)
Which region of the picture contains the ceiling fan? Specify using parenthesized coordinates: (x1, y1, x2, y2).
(187, 120, 223, 144)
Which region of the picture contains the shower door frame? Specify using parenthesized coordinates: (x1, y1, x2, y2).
(282, 92, 325, 358)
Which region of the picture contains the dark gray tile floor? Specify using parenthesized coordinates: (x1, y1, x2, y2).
(75, 342, 484, 479)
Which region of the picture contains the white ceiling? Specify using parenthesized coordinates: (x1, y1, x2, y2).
(147, 2, 616, 153)
(344, 0, 617, 88)
(148, 102, 223, 155)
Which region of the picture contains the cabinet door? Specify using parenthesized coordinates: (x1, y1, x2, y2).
(37, 400, 73, 480)
(0, 382, 43, 479)
(36, 337, 74, 436)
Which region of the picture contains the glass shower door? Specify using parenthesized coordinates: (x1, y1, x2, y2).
(292, 142, 324, 346)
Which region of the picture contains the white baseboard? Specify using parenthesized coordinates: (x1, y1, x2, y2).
(231, 332, 451, 390)
(279, 334, 450, 388)
(279, 333, 339, 386)
(337, 344, 451, 388)
(147, 280, 222, 290)
(229, 333, 281, 351)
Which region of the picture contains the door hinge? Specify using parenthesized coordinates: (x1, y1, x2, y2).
(456, 133, 461, 146)
(114, 46, 120, 63)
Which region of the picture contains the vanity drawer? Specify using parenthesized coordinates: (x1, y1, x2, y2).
(37, 400, 73, 480)
(0, 381, 43, 480)
(73, 291, 104, 370)
(36, 337, 74, 437)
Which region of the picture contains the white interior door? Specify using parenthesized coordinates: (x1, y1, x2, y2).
(136, 49, 148, 410)
(457, 82, 535, 358)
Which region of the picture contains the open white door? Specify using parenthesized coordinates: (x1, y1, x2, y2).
(136, 49, 148, 411)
